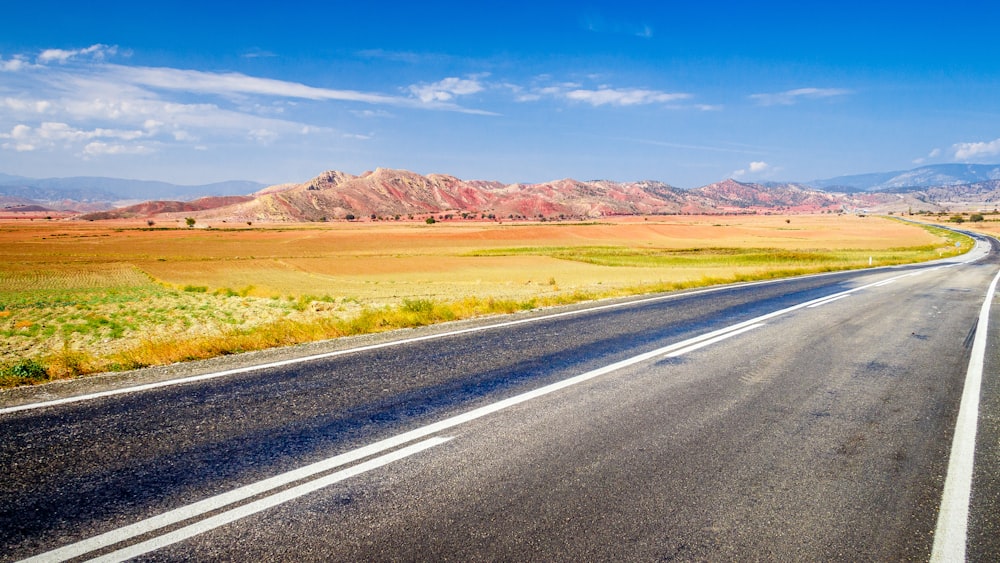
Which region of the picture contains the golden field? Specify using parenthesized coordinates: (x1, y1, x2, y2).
(0, 214, 969, 386)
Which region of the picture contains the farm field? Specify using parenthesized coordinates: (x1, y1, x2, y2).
(0, 214, 969, 386)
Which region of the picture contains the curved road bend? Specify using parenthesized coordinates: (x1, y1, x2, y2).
(2, 236, 999, 561)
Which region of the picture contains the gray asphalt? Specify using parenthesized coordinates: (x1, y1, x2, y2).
(2, 237, 999, 561)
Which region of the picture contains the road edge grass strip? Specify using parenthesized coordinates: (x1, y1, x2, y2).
(2, 262, 949, 386)
(2, 223, 975, 388)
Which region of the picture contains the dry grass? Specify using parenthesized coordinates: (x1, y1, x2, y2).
(0, 215, 969, 386)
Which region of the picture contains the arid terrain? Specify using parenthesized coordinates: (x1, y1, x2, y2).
(0, 214, 972, 385)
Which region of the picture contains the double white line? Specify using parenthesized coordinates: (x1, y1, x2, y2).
(17, 264, 962, 561)
(21, 315, 773, 562)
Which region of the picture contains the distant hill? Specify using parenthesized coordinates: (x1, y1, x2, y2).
(78, 196, 256, 220)
(155, 169, 854, 223)
(0, 174, 267, 211)
(6, 163, 1000, 221)
(811, 164, 1000, 192)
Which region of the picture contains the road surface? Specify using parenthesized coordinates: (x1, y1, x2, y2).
(2, 235, 999, 561)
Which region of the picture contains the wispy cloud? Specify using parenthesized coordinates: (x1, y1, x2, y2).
(519, 81, 703, 108)
(732, 161, 771, 178)
(953, 138, 1000, 160)
(82, 141, 153, 157)
(407, 76, 485, 103)
(0, 44, 501, 160)
(913, 148, 942, 165)
(0, 122, 149, 153)
(0, 56, 29, 72)
(565, 87, 690, 106)
(581, 13, 653, 39)
(111, 65, 424, 107)
(749, 87, 852, 106)
(37, 44, 117, 64)
(241, 48, 277, 59)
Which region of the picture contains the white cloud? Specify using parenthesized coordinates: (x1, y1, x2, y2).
(241, 48, 277, 59)
(408, 76, 485, 103)
(351, 109, 393, 118)
(38, 44, 117, 64)
(953, 138, 1000, 161)
(0, 121, 147, 154)
(113, 65, 406, 104)
(0, 43, 503, 167)
(82, 141, 152, 156)
(732, 161, 771, 178)
(750, 87, 852, 106)
(97, 64, 496, 114)
(565, 87, 691, 106)
(914, 148, 943, 164)
(2, 97, 51, 113)
(0, 56, 29, 72)
(516, 81, 708, 109)
(248, 128, 278, 143)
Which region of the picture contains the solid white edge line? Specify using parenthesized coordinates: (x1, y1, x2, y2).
(0, 250, 976, 416)
(930, 266, 1000, 562)
(17, 248, 988, 562)
(19, 295, 805, 562)
(84, 437, 453, 563)
(0, 277, 799, 416)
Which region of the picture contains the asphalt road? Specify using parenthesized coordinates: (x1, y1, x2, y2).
(2, 235, 999, 561)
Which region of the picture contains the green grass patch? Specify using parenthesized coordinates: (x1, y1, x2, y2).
(0, 359, 49, 386)
(465, 244, 957, 269)
(0, 219, 975, 389)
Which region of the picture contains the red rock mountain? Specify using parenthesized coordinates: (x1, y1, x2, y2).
(84, 169, 896, 222)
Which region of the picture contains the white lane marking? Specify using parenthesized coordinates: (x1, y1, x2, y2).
(930, 266, 1000, 562)
(18, 296, 809, 561)
(85, 437, 453, 563)
(16, 258, 984, 561)
(0, 256, 972, 416)
(807, 294, 849, 308)
(873, 279, 896, 287)
(664, 324, 764, 358)
(0, 277, 810, 416)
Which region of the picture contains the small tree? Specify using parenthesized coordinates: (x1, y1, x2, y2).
(425, 217, 436, 224)
(970, 213, 984, 222)
(185, 217, 196, 228)
(147, 220, 155, 227)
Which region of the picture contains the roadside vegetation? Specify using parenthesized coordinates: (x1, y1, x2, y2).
(0, 216, 971, 388)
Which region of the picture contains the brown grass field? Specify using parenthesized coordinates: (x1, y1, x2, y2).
(0, 214, 970, 386)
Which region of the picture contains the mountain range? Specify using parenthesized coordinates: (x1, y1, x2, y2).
(3, 163, 1000, 220)
(0, 174, 265, 212)
(809, 163, 1000, 192)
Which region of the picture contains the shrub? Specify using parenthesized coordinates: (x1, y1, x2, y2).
(0, 359, 48, 385)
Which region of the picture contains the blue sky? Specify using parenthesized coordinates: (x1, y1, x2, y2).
(1, 1, 999, 188)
